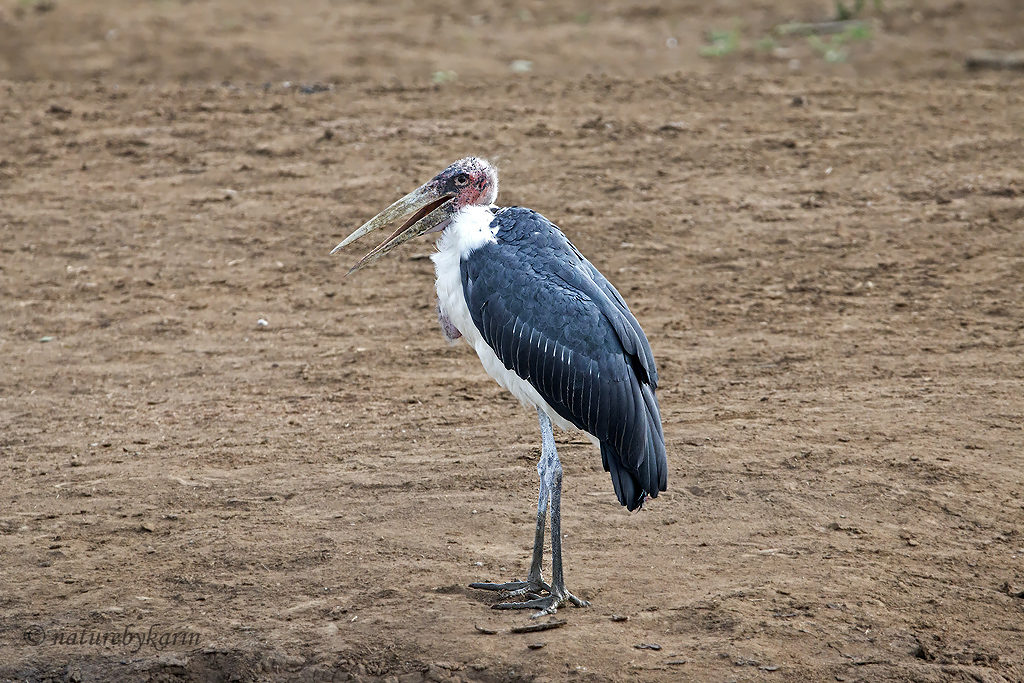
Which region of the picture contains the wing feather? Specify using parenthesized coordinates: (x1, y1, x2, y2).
(460, 207, 667, 510)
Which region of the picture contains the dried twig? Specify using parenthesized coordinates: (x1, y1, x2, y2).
(510, 620, 567, 634)
(966, 50, 1024, 71)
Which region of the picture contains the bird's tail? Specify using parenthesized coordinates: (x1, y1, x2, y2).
(603, 384, 667, 512)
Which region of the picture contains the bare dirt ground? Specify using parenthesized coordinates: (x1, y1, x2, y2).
(1, 1, 1023, 681)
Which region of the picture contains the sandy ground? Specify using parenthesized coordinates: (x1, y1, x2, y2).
(1, 1, 1023, 681)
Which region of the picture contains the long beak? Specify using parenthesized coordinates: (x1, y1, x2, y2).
(330, 184, 456, 274)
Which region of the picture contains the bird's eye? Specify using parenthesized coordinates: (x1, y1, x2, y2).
(454, 173, 470, 187)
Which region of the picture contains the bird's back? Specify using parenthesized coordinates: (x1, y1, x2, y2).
(461, 207, 667, 510)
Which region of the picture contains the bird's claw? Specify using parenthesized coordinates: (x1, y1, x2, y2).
(469, 579, 551, 598)
(472, 578, 588, 617)
(492, 590, 590, 618)
(470, 577, 587, 615)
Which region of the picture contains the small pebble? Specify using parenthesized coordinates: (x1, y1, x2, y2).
(256, 318, 269, 328)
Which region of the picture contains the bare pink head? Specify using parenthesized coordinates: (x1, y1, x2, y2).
(427, 157, 499, 209)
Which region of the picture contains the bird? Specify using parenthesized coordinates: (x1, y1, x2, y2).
(331, 157, 666, 616)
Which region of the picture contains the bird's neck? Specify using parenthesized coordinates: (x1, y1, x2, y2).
(436, 205, 500, 259)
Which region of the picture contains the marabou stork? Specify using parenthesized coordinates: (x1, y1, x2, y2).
(332, 158, 666, 616)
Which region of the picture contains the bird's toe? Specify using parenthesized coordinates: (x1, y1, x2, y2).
(566, 593, 590, 608)
(469, 578, 550, 597)
(487, 590, 589, 617)
(492, 596, 551, 612)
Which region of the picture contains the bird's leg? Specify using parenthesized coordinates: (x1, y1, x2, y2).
(545, 448, 589, 613)
(469, 481, 551, 598)
(469, 422, 552, 598)
(492, 409, 589, 617)
(526, 479, 549, 587)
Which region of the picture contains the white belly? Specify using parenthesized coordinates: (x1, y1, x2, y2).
(431, 206, 575, 432)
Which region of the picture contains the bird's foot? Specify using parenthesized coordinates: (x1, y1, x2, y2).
(469, 578, 550, 600)
(491, 588, 590, 618)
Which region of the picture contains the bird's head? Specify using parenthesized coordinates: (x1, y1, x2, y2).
(331, 157, 498, 273)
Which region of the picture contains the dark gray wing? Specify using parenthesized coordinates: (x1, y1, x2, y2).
(461, 208, 666, 511)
